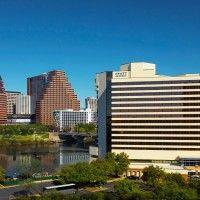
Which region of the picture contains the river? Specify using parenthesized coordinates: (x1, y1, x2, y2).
(0, 143, 90, 177)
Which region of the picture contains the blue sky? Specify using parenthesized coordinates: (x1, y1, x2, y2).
(0, 0, 200, 106)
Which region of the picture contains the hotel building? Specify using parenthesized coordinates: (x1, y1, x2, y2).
(53, 109, 97, 131)
(96, 62, 200, 164)
(27, 70, 80, 126)
(0, 76, 7, 124)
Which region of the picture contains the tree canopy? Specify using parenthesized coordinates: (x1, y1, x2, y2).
(142, 166, 198, 200)
(114, 179, 153, 200)
(59, 152, 130, 185)
(13, 165, 200, 200)
(0, 124, 50, 136)
(141, 165, 165, 187)
(105, 152, 130, 177)
(74, 123, 96, 134)
(16, 158, 42, 178)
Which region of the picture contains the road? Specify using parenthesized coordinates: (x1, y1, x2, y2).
(0, 181, 115, 200)
(0, 181, 52, 200)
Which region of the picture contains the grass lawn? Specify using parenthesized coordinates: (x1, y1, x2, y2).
(84, 186, 108, 192)
(0, 133, 50, 145)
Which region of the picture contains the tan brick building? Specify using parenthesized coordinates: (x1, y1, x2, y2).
(5, 91, 21, 115)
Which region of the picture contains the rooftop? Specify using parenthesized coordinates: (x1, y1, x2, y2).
(5, 91, 22, 94)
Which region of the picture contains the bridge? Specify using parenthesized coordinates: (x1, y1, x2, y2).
(59, 132, 90, 137)
(49, 132, 96, 144)
(58, 132, 96, 144)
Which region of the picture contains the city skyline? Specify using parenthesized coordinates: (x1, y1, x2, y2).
(0, 1, 200, 198)
(1, 0, 200, 105)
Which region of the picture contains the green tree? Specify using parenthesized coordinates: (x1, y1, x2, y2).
(90, 160, 108, 184)
(105, 152, 130, 177)
(114, 179, 136, 198)
(115, 153, 130, 176)
(75, 123, 96, 134)
(16, 161, 32, 178)
(141, 166, 165, 187)
(165, 173, 186, 187)
(0, 165, 5, 181)
(91, 159, 114, 177)
(189, 179, 200, 197)
(59, 152, 130, 187)
(60, 162, 92, 184)
(105, 152, 117, 176)
(81, 192, 105, 200)
(114, 179, 153, 200)
(16, 158, 42, 178)
(60, 162, 107, 185)
(42, 191, 67, 200)
(155, 181, 198, 200)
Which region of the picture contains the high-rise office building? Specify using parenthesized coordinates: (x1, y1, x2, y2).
(0, 76, 7, 124)
(5, 91, 21, 115)
(85, 97, 97, 112)
(27, 70, 80, 125)
(96, 62, 200, 164)
(27, 73, 48, 114)
(16, 94, 31, 115)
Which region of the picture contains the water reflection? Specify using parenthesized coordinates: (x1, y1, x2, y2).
(0, 143, 90, 177)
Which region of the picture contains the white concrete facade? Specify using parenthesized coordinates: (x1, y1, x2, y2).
(53, 109, 97, 131)
(16, 94, 31, 115)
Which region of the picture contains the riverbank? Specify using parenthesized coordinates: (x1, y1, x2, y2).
(0, 124, 53, 145)
(0, 133, 51, 145)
